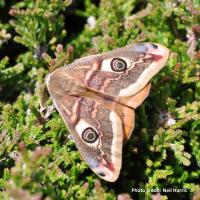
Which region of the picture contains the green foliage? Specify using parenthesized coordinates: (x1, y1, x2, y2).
(0, 0, 200, 199)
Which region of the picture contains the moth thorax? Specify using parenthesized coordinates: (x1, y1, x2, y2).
(59, 78, 87, 95)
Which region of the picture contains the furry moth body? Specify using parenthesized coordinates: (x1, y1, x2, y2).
(46, 43, 169, 182)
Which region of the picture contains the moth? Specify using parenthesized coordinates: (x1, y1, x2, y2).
(46, 43, 169, 182)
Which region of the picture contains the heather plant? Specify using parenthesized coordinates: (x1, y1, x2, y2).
(0, 0, 199, 200)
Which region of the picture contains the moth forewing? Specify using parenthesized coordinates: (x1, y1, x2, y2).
(117, 43, 170, 97)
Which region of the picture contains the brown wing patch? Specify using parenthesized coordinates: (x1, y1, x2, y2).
(116, 83, 151, 109)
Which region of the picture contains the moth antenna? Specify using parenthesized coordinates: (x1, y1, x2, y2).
(39, 83, 49, 109)
(67, 134, 75, 142)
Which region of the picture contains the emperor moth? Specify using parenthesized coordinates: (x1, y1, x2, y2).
(46, 43, 169, 182)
